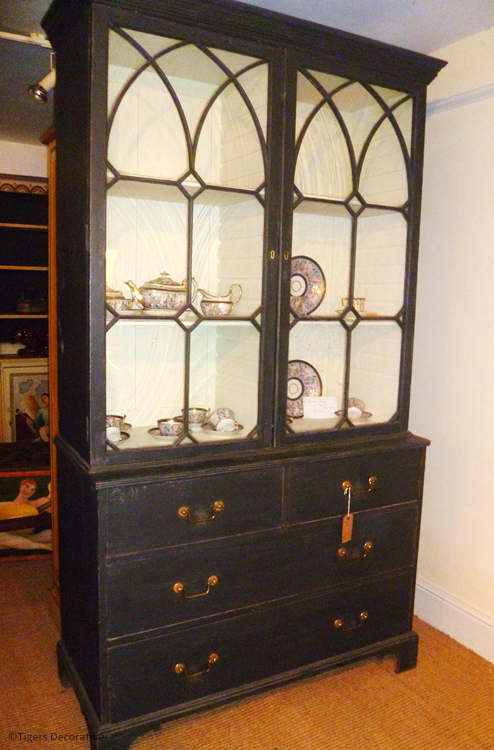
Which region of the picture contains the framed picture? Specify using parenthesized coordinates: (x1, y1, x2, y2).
(0, 360, 49, 443)
(0, 469, 51, 560)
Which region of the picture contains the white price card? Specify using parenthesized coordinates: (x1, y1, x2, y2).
(303, 396, 338, 419)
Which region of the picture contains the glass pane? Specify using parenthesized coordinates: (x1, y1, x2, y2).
(287, 322, 346, 432)
(393, 98, 413, 157)
(359, 117, 408, 207)
(106, 182, 188, 300)
(348, 321, 402, 424)
(156, 45, 228, 140)
(295, 100, 352, 199)
(332, 82, 385, 165)
(354, 209, 407, 316)
(189, 321, 260, 442)
(108, 64, 189, 179)
(291, 202, 352, 317)
(193, 191, 263, 317)
(195, 68, 267, 189)
(106, 321, 185, 447)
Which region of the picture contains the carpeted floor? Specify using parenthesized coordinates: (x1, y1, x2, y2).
(1, 559, 494, 750)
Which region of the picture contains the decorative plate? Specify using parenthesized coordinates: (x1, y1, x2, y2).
(290, 256, 326, 316)
(287, 359, 322, 419)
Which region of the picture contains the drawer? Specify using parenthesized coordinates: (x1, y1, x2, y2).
(288, 446, 424, 522)
(108, 570, 414, 722)
(106, 466, 283, 555)
(106, 504, 419, 637)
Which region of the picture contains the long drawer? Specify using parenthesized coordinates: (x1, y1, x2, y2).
(108, 570, 414, 723)
(106, 465, 283, 555)
(288, 446, 425, 522)
(106, 504, 419, 637)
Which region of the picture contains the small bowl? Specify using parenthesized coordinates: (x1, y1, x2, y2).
(201, 300, 233, 317)
(157, 417, 183, 436)
(182, 407, 209, 424)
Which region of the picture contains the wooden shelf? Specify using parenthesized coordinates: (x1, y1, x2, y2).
(0, 222, 47, 230)
(0, 265, 48, 271)
(0, 314, 48, 319)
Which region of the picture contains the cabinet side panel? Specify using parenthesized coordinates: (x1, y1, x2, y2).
(57, 448, 104, 719)
(53, 10, 91, 462)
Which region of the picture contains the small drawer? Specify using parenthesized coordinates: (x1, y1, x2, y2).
(288, 446, 425, 522)
(108, 570, 414, 723)
(106, 465, 283, 555)
(106, 504, 419, 637)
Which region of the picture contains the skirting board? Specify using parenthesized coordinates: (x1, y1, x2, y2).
(415, 578, 494, 665)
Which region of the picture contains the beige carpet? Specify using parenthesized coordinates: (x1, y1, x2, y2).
(1, 559, 494, 750)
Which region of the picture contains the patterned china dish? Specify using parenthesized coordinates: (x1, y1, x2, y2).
(335, 397, 372, 420)
(287, 359, 322, 419)
(182, 407, 210, 424)
(199, 284, 242, 317)
(202, 422, 243, 433)
(105, 285, 134, 311)
(125, 272, 197, 311)
(156, 417, 184, 436)
(290, 256, 326, 316)
(106, 427, 130, 442)
(206, 407, 237, 431)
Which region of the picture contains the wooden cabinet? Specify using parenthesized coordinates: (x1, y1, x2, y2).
(42, 0, 445, 748)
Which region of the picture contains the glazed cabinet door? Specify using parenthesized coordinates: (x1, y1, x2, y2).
(96, 11, 283, 461)
(277, 56, 426, 445)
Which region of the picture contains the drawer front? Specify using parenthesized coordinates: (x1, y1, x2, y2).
(288, 447, 424, 522)
(106, 466, 283, 555)
(108, 571, 414, 722)
(106, 504, 418, 637)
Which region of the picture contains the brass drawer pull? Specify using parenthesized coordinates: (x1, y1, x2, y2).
(334, 611, 369, 631)
(173, 575, 219, 599)
(174, 653, 219, 678)
(341, 476, 377, 496)
(338, 541, 373, 560)
(178, 500, 225, 523)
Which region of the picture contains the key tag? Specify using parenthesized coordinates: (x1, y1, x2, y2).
(342, 484, 354, 543)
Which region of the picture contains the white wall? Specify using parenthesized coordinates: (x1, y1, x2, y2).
(0, 140, 47, 177)
(410, 26, 494, 662)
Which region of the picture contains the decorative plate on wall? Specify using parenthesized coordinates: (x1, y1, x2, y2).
(290, 256, 326, 316)
(287, 359, 322, 418)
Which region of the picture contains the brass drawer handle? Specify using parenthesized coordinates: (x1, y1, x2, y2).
(338, 541, 373, 560)
(174, 653, 219, 678)
(341, 476, 377, 496)
(173, 575, 219, 599)
(334, 611, 369, 631)
(178, 500, 225, 523)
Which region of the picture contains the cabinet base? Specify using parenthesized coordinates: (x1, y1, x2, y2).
(57, 632, 418, 750)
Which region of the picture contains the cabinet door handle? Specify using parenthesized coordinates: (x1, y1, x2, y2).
(341, 476, 377, 496)
(173, 575, 219, 598)
(338, 541, 373, 560)
(174, 653, 219, 678)
(178, 500, 224, 523)
(333, 611, 369, 631)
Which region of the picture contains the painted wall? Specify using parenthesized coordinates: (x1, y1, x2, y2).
(411, 27, 494, 661)
(0, 140, 47, 177)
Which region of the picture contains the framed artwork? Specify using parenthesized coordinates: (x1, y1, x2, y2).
(0, 360, 49, 443)
(0, 469, 51, 560)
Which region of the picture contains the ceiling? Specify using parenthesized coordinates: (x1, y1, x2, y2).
(2, 0, 494, 148)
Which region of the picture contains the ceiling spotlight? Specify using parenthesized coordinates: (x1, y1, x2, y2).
(27, 68, 56, 104)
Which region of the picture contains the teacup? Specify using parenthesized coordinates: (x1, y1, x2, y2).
(157, 417, 183, 436)
(106, 414, 126, 431)
(207, 407, 237, 431)
(182, 407, 210, 424)
(200, 300, 233, 317)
